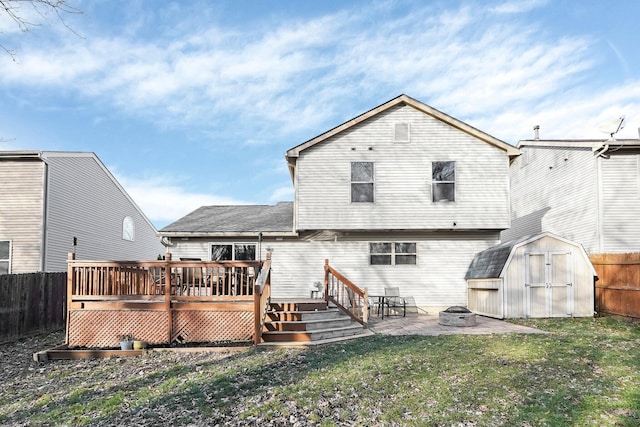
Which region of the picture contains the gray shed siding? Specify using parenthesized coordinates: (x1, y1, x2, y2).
(43, 154, 163, 271)
(0, 160, 45, 272)
(467, 234, 595, 318)
(169, 231, 500, 310)
(503, 146, 599, 252)
(295, 105, 511, 231)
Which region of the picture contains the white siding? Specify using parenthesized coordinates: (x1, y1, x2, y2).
(0, 160, 45, 272)
(504, 146, 599, 252)
(170, 232, 500, 310)
(295, 105, 511, 231)
(600, 153, 640, 252)
(44, 154, 163, 271)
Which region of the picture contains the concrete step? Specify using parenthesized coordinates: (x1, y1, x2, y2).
(258, 329, 375, 349)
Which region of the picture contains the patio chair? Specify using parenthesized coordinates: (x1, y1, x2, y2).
(384, 287, 406, 317)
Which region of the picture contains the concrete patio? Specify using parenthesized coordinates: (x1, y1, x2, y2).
(368, 313, 548, 336)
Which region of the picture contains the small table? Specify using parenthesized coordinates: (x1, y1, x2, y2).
(368, 295, 387, 319)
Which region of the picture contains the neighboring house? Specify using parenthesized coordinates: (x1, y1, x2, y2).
(0, 151, 164, 273)
(160, 94, 520, 312)
(501, 135, 640, 254)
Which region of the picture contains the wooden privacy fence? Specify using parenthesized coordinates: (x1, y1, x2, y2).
(0, 272, 66, 341)
(590, 253, 640, 320)
(66, 253, 271, 348)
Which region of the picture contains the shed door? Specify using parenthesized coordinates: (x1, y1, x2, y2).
(525, 251, 573, 318)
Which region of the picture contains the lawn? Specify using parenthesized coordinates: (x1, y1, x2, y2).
(1, 317, 639, 426)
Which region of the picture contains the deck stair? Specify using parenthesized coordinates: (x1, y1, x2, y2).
(259, 299, 373, 347)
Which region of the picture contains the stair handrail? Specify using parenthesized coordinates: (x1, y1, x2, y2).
(324, 259, 368, 325)
(253, 253, 272, 345)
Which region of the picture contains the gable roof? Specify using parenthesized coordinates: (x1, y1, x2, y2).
(465, 232, 597, 280)
(286, 94, 520, 164)
(0, 150, 158, 233)
(159, 202, 295, 237)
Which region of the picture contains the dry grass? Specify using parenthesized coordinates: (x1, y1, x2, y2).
(1, 317, 639, 426)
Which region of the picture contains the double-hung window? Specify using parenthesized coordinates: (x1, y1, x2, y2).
(211, 243, 256, 261)
(432, 161, 455, 202)
(370, 242, 417, 265)
(351, 162, 374, 203)
(0, 241, 10, 274)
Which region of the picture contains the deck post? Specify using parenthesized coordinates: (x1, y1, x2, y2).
(363, 286, 369, 325)
(164, 253, 172, 344)
(66, 252, 75, 345)
(324, 259, 329, 303)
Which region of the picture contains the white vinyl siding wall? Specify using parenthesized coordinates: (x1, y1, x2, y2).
(0, 160, 45, 273)
(44, 154, 163, 271)
(504, 146, 599, 252)
(170, 232, 500, 309)
(295, 105, 511, 231)
(600, 154, 640, 252)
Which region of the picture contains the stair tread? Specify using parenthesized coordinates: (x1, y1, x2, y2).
(258, 329, 375, 348)
(261, 324, 364, 335)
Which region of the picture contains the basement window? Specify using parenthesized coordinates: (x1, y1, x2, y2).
(370, 242, 417, 265)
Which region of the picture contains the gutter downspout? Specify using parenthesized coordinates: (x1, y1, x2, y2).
(593, 144, 608, 253)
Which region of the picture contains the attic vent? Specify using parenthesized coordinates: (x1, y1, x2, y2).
(394, 123, 410, 142)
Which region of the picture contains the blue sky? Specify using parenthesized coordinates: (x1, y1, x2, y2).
(1, 0, 639, 229)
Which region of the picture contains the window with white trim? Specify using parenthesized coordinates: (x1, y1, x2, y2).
(432, 161, 455, 202)
(0, 241, 10, 274)
(122, 216, 135, 241)
(351, 161, 374, 203)
(394, 123, 410, 142)
(370, 242, 417, 265)
(210, 243, 256, 261)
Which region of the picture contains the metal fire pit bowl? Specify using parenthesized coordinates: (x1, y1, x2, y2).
(438, 306, 477, 327)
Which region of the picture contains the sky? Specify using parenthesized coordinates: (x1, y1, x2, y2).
(1, 0, 639, 229)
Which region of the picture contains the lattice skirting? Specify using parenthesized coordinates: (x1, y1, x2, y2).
(68, 309, 255, 348)
(68, 310, 169, 348)
(172, 311, 254, 343)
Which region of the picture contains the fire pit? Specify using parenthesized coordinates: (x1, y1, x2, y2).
(438, 306, 476, 327)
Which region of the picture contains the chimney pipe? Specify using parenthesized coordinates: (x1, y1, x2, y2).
(533, 125, 540, 140)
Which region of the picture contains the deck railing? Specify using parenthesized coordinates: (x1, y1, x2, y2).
(253, 254, 272, 345)
(66, 253, 267, 347)
(324, 259, 368, 325)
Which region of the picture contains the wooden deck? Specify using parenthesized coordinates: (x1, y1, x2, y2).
(66, 253, 272, 348)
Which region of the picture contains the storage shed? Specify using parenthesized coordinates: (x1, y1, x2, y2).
(465, 233, 596, 319)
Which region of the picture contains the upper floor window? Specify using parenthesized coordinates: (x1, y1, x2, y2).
(0, 241, 10, 274)
(432, 161, 455, 202)
(394, 123, 410, 142)
(370, 242, 417, 265)
(351, 162, 374, 203)
(122, 216, 135, 241)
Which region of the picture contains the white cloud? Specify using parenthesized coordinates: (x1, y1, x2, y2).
(1, 0, 639, 147)
(114, 173, 248, 228)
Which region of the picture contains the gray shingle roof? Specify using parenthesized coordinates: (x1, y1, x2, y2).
(159, 202, 293, 234)
(465, 234, 536, 280)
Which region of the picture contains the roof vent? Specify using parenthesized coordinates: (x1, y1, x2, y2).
(533, 125, 540, 140)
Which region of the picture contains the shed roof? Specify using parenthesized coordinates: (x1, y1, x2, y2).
(464, 235, 533, 280)
(159, 202, 294, 236)
(465, 232, 595, 280)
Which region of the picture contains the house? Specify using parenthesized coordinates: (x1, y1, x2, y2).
(501, 134, 640, 254)
(159, 95, 520, 312)
(466, 232, 596, 319)
(0, 151, 164, 273)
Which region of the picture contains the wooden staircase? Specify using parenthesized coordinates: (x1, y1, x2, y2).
(259, 299, 373, 348)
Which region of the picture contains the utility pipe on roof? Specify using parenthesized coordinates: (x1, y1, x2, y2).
(594, 144, 609, 158)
